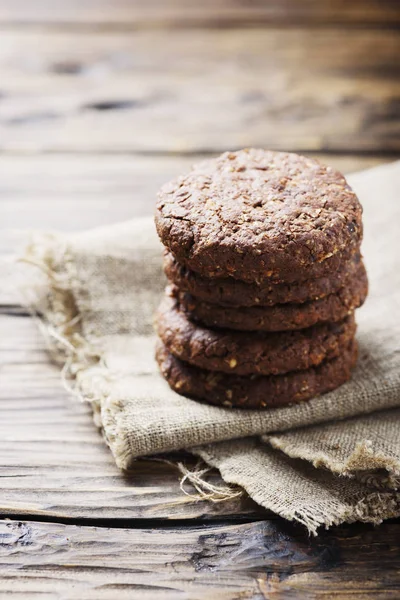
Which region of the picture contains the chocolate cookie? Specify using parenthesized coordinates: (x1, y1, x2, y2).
(156, 339, 358, 409)
(164, 250, 364, 307)
(175, 263, 367, 332)
(156, 293, 356, 376)
(156, 149, 363, 283)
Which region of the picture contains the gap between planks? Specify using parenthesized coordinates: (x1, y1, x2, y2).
(0, 513, 272, 529)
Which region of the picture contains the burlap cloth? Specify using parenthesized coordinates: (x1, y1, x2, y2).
(24, 161, 400, 534)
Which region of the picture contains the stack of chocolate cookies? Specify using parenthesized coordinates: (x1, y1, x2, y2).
(154, 149, 367, 409)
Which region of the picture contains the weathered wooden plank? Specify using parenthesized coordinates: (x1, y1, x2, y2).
(0, 519, 399, 599)
(0, 0, 398, 27)
(0, 28, 398, 154)
(0, 155, 192, 257)
(0, 313, 262, 521)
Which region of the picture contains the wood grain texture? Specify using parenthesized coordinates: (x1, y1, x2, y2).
(1, 1, 399, 593)
(1, 519, 399, 599)
(0, 314, 262, 521)
(0, 28, 398, 154)
(0, 0, 399, 27)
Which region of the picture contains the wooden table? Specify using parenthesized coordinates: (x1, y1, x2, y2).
(1, 2, 399, 597)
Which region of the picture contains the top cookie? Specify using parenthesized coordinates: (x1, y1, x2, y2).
(155, 149, 363, 283)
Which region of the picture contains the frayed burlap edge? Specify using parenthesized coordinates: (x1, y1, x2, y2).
(99, 390, 244, 502)
(195, 443, 400, 535)
(267, 436, 400, 489)
(20, 233, 100, 372)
